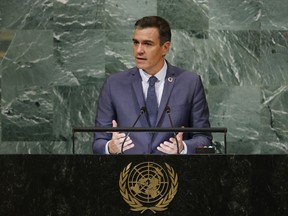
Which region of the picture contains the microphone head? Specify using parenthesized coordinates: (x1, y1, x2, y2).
(165, 106, 171, 113)
(140, 106, 147, 114)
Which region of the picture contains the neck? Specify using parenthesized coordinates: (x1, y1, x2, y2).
(145, 59, 165, 76)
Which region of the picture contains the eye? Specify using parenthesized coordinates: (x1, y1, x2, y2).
(144, 42, 152, 46)
(133, 40, 139, 45)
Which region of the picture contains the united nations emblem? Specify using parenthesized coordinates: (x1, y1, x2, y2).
(119, 162, 178, 213)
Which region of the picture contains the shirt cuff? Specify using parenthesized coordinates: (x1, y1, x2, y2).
(105, 141, 111, 154)
(181, 141, 187, 154)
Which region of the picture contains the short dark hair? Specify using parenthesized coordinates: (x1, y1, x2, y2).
(134, 16, 171, 46)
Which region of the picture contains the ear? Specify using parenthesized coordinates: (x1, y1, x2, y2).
(162, 41, 171, 56)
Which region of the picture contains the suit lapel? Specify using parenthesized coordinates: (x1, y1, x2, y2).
(156, 64, 176, 126)
(131, 68, 149, 127)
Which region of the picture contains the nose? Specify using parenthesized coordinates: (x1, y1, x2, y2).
(136, 44, 144, 54)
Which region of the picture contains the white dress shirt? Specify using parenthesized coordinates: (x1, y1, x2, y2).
(139, 61, 167, 105)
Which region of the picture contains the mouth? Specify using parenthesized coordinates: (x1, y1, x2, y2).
(135, 57, 147, 62)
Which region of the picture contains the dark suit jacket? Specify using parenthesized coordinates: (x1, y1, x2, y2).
(93, 62, 212, 154)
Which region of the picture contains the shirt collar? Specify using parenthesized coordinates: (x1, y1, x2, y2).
(139, 61, 167, 83)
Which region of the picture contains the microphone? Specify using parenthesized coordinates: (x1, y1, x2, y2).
(165, 106, 180, 154)
(120, 107, 146, 154)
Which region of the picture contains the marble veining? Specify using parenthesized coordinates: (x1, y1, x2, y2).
(0, 0, 287, 154)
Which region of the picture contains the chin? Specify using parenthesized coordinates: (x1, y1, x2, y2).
(136, 64, 146, 70)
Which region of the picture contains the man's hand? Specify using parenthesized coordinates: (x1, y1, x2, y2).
(157, 132, 184, 154)
(108, 120, 134, 154)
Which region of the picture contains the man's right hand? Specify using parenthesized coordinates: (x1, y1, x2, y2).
(108, 120, 135, 154)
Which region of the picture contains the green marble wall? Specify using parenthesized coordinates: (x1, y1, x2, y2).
(0, 0, 287, 154)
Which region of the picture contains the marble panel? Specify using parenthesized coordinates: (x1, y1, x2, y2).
(72, 132, 94, 154)
(0, 32, 16, 62)
(105, 0, 157, 29)
(226, 140, 260, 154)
(207, 30, 260, 85)
(259, 141, 288, 154)
(0, 0, 53, 30)
(105, 29, 135, 75)
(260, 86, 288, 144)
(1, 87, 54, 141)
(1, 30, 56, 141)
(166, 29, 209, 84)
(53, 0, 105, 30)
(158, 0, 209, 30)
(207, 86, 261, 147)
(1, 30, 56, 101)
(227, 140, 287, 154)
(0, 141, 69, 154)
(53, 29, 105, 85)
(261, 0, 288, 30)
(209, 0, 261, 30)
(2, 30, 53, 64)
(53, 84, 103, 153)
(259, 30, 288, 85)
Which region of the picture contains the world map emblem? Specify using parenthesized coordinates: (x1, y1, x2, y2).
(119, 162, 178, 213)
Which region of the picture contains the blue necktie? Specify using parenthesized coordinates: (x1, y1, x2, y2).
(146, 76, 158, 127)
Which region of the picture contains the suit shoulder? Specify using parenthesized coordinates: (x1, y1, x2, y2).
(106, 67, 138, 82)
(169, 64, 200, 79)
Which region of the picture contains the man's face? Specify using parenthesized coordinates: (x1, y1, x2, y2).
(133, 27, 170, 75)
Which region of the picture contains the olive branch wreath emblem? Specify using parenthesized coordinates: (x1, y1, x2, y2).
(119, 162, 178, 213)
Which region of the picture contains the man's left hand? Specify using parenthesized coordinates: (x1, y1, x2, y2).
(157, 132, 184, 154)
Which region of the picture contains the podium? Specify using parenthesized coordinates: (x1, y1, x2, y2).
(1, 155, 288, 215)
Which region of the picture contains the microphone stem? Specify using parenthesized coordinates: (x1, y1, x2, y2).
(121, 132, 130, 154)
(121, 109, 145, 154)
(167, 110, 180, 154)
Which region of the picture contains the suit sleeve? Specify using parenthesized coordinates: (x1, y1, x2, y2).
(185, 75, 212, 154)
(92, 77, 115, 154)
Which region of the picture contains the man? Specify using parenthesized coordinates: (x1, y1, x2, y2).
(93, 16, 212, 154)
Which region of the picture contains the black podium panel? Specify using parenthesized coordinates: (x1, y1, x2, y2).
(1, 155, 288, 216)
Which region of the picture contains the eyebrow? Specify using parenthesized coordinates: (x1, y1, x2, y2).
(132, 39, 155, 44)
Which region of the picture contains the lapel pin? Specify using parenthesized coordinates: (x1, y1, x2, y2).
(168, 77, 173, 82)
